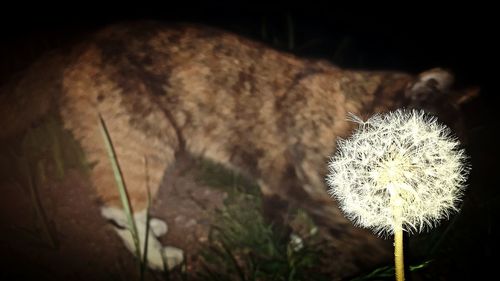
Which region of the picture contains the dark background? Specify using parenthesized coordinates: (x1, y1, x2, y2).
(1, 2, 498, 280)
(0, 3, 496, 90)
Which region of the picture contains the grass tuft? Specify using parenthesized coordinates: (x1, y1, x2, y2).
(194, 160, 328, 281)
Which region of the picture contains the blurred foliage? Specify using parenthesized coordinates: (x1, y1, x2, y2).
(193, 159, 328, 281)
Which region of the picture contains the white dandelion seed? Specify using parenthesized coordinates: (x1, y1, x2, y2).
(326, 109, 469, 236)
(326, 109, 469, 281)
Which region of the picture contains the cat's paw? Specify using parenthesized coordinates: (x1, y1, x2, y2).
(149, 218, 168, 237)
(101, 206, 129, 228)
(101, 207, 168, 237)
(131, 244, 183, 270)
(100, 207, 182, 270)
(162, 246, 184, 270)
(133, 245, 183, 270)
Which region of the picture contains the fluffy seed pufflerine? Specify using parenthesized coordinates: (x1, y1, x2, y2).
(326, 109, 469, 237)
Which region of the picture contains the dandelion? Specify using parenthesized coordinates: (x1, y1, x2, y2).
(326, 109, 469, 281)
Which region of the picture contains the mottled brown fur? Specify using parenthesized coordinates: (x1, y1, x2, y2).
(0, 21, 478, 274)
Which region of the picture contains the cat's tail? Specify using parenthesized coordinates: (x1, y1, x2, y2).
(0, 53, 63, 140)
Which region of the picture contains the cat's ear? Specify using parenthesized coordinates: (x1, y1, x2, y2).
(406, 68, 479, 105)
(416, 68, 455, 92)
(405, 68, 454, 101)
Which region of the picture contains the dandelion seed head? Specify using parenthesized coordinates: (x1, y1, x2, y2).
(326, 109, 469, 237)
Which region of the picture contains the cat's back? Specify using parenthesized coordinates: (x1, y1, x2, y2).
(0, 22, 288, 137)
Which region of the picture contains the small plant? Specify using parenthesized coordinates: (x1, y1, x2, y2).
(326, 109, 469, 281)
(195, 164, 328, 281)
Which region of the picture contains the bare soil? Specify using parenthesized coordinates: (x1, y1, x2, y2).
(0, 155, 226, 281)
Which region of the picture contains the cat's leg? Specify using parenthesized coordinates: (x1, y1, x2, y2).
(78, 119, 183, 269)
(60, 51, 184, 270)
(65, 106, 184, 269)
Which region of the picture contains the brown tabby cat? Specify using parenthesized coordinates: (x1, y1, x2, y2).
(0, 21, 477, 271)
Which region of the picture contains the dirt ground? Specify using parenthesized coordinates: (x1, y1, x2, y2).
(0, 155, 227, 281)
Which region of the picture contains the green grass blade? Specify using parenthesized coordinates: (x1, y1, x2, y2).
(140, 157, 152, 280)
(98, 114, 142, 265)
